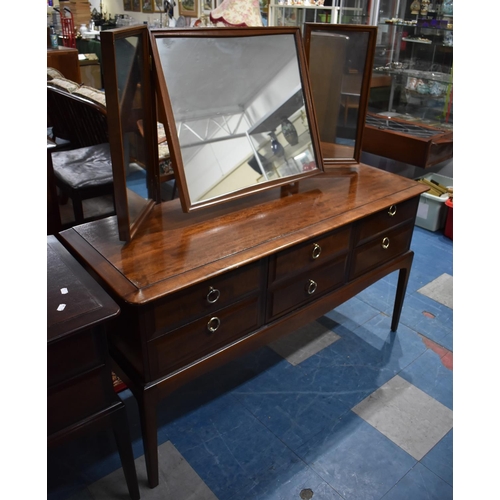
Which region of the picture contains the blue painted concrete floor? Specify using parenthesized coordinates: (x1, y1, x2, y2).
(48, 226, 453, 500)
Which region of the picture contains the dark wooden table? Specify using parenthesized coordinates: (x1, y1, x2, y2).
(47, 235, 140, 500)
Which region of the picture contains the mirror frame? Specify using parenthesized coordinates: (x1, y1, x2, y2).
(101, 25, 160, 242)
(303, 23, 377, 165)
(149, 27, 324, 212)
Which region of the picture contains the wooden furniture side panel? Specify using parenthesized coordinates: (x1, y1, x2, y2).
(47, 328, 105, 387)
(47, 48, 82, 84)
(363, 126, 427, 167)
(363, 125, 453, 169)
(47, 365, 114, 435)
(106, 304, 152, 380)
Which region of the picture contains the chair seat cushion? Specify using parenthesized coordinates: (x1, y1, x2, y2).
(52, 143, 113, 189)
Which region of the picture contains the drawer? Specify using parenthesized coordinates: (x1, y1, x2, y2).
(354, 197, 419, 245)
(270, 226, 351, 284)
(47, 367, 111, 436)
(349, 222, 415, 280)
(47, 328, 105, 388)
(152, 260, 263, 339)
(268, 256, 347, 320)
(149, 296, 262, 379)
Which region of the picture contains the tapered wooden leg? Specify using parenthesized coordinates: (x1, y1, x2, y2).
(137, 389, 159, 489)
(391, 252, 414, 332)
(112, 405, 140, 500)
(72, 193, 85, 224)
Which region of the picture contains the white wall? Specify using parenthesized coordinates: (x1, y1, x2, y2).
(93, 0, 181, 25)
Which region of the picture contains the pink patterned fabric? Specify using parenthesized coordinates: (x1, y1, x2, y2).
(210, 0, 263, 27)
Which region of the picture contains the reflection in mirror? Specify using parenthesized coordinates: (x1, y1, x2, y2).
(304, 25, 376, 163)
(152, 30, 322, 210)
(101, 25, 158, 242)
(115, 36, 150, 221)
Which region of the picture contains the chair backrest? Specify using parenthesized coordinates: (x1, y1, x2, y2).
(47, 83, 108, 149)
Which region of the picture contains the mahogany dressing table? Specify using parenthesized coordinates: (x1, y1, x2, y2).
(58, 25, 428, 489)
(59, 166, 426, 487)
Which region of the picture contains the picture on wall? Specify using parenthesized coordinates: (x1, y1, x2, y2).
(142, 0, 155, 12)
(123, 0, 133, 10)
(202, 0, 214, 11)
(132, 0, 142, 12)
(179, 0, 199, 17)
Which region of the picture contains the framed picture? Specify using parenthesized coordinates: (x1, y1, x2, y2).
(142, 0, 155, 12)
(179, 0, 199, 17)
(132, 0, 141, 12)
(202, 0, 214, 11)
(123, 0, 133, 10)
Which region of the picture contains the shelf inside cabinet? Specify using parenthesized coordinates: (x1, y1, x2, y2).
(248, 87, 303, 135)
(373, 68, 452, 84)
(401, 37, 432, 44)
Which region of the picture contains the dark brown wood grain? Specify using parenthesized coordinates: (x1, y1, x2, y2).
(59, 164, 427, 489)
(363, 112, 453, 168)
(47, 236, 139, 500)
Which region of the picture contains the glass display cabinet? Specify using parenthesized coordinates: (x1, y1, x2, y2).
(268, 0, 370, 30)
(364, 0, 453, 168)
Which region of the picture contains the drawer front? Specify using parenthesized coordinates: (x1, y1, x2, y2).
(270, 226, 351, 284)
(149, 296, 262, 379)
(355, 197, 419, 245)
(349, 222, 414, 280)
(47, 367, 111, 436)
(268, 257, 347, 320)
(152, 260, 262, 339)
(47, 328, 105, 388)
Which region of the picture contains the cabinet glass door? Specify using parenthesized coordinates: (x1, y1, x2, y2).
(369, 0, 453, 129)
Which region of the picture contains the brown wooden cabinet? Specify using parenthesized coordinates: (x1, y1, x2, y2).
(59, 165, 426, 489)
(47, 236, 139, 500)
(47, 47, 82, 83)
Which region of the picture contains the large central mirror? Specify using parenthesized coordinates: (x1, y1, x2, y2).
(150, 27, 323, 211)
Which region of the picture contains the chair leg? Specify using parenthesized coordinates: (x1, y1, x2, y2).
(72, 194, 85, 224)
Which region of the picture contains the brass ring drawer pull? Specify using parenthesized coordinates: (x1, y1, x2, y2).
(388, 205, 397, 217)
(382, 237, 390, 249)
(306, 279, 318, 295)
(206, 287, 220, 304)
(207, 316, 221, 333)
(312, 243, 322, 259)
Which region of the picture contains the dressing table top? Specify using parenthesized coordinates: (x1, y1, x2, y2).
(60, 165, 426, 305)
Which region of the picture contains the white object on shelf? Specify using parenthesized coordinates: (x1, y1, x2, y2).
(415, 173, 453, 232)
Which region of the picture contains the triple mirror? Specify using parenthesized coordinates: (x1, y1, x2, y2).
(100, 25, 376, 241)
